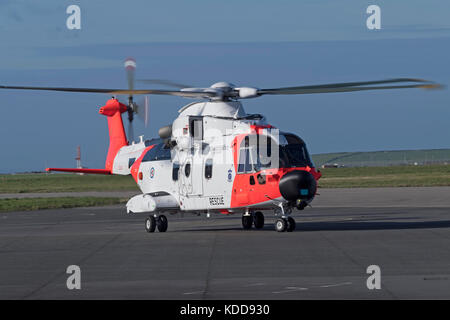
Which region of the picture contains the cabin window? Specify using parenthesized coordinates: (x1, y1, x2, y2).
(172, 162, 180, 181)
(189, 117, 203, 140)
(205, 159, 213, 179)
(128, 158, 136, 168)
(184, 162, 191, 177)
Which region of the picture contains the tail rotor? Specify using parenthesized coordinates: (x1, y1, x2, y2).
(123, 58, 149, 143)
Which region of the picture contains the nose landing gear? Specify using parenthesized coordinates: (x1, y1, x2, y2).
(272, 201, 296, 232)
(275, 216, 296, 232)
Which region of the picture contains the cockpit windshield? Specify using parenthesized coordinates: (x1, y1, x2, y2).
(278, 133, 314, 168)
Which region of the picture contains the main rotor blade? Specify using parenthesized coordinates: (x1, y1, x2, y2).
(258, 78, 441, 96)
(0, 85, 218, 98)
(138, 79, 192, 89)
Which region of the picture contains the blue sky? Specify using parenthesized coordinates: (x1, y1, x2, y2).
(0, 1, 449, 172)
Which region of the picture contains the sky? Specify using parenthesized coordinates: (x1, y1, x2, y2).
(0, 0, 449, 173)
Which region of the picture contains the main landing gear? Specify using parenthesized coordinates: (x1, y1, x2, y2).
(145, 214, 168, 233)
(241, 211, 265, 230)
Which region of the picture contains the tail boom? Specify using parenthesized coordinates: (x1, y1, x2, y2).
(46, 168, 111, 174)
(46, 98, 129, 175)
(100, 98, 129, 171)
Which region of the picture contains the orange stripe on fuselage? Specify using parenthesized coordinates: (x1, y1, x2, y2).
(130, 145, 155, 183)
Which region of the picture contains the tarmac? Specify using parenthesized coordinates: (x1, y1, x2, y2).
(0, 187, 449, 299)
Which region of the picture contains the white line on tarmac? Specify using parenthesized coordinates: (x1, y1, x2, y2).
(318, 282, 353, 288)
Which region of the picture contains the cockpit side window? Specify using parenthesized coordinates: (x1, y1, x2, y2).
(237, 134, 272, 173)
(238, 148, 252, 173)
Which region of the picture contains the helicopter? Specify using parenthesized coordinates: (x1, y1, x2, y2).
(0, 58, 441, 233)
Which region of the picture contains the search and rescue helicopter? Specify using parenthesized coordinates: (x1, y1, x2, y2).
(0, 58, 440, 233)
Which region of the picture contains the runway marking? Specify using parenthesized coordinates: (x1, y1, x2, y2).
(423, 276, 448, 281)
(272, 286, 308, 294)
(183, 291, 204, 295)
(272, 282, 353, 294)
(244, 283, 265, 287)
(318, 282, 353, 288)
(202, 234, 218, 299)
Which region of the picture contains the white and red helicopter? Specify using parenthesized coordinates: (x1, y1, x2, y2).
(0, 59, 440, 233)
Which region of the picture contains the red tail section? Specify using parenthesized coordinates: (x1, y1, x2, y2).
(46, 98, 128, 174)
(99, 98, 129, 171)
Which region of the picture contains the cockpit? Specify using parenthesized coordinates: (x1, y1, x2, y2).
(237, 132, 314, 173)
(278, 133, 314, 168)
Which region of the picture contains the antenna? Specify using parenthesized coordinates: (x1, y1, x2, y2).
(75, 145, 82, 169)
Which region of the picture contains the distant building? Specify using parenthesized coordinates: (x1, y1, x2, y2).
(321, 163, 341, 168)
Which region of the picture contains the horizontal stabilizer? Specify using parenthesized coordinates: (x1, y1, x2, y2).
(46, 168, 111, 175)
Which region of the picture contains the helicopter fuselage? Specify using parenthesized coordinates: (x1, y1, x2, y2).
(118, 100, 321, 216)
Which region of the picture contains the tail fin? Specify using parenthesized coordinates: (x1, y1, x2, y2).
(46, 98, 128, 175)
(99, 98, 129, 171)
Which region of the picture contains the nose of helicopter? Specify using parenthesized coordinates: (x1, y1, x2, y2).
(279, 170, 317, 202)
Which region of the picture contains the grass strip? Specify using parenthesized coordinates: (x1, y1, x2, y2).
(0, 174, 138, 194)
(318, 165, 450, 188)
(0, 197, 127, 212)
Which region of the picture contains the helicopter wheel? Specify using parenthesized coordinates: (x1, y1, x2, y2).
(275, 218, 287, 232)
(157, 215, 168, 232)
(242, 215, 253, 230)
(253, 211, 264, 229)
(286, 217, 296, 232)
(145, 216, 156, 233)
